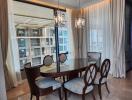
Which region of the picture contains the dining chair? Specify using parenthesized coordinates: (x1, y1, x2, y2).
(24, 62, 62, 100)
(59, 52, 68, 63)
(43, 55, 54, 66)
(63, 64, 97, 100)
(87, 52, 101, 70)
(94, 59, 110, 100)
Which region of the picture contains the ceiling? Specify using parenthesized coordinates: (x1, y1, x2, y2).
(14, 15, 54, 27)
(39, 0, 103, 8)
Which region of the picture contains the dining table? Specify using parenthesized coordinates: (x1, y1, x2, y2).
(40, 58, 97, 79)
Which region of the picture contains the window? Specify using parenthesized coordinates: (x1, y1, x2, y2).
(58, 11, 69, 53)
(89, 29, 103, 53)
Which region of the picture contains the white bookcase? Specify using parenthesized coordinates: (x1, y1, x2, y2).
(16, 26, 56, 69)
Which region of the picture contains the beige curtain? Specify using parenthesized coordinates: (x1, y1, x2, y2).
(7, 0, 22, 86)
(0, 0, 14, 90)
(0, 43, 7, 100)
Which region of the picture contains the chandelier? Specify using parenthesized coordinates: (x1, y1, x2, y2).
(75, 17, 85, 28)
(54, 0, 65, 26)
(75, 0, 85, 28)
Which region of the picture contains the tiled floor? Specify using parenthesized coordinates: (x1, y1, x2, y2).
(7, 71, 132, 100)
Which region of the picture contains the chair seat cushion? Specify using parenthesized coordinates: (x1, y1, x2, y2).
(94, 72, 107, 84)
(35, 77, 61, 90)
(64, 78, 94, 94)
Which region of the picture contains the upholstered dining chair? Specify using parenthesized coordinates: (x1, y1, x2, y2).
(94, 59, 110, 100)
(43, 55, 54, 66)
(63, 64, 97, 100)
(24, 62, 62, 100)
(87, 52, 101, 70)
(59, 52, 68, 63)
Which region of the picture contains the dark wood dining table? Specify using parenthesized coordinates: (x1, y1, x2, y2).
(40, 58, 96, 78)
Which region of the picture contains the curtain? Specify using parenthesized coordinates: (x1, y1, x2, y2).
(71, 0, 126, 78)
(0, 0, 13, 90)
(6, 0, 22, 89)
(110, 0, 126, 78)
(66, 9, 75, 59)
(0, 42, 7, 100)
(0, 0, 22, 90)
(84, 0, 112, 62)
(84, 0, 126, 78)
(71, 1, 111, 59)
(71, 9, 88, 58)
(0, 0, 7, 97)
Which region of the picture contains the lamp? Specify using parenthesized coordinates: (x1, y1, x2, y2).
(75, 0, 85, 28)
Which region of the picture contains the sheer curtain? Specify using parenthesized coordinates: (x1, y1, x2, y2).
(85, 0, 112, 62)
(66, 9, 75, 59)
(110, 0, 126, 78)
(84, 0, 126, 78)
(0, 0, 13, 90)
(71, 1, 112, 59)
(71, 0, 126, 78)
(6, 0, 22, 89)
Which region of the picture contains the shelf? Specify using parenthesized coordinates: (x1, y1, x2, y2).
(19, 57, 27, 60)
(32, 55, 41, 58)
(18, 47, 27, 49)
(16, 25, 68, 67)
(41, 45, 55, 47)
(31, 46, 41, 48)
(16, 36, 55, 39)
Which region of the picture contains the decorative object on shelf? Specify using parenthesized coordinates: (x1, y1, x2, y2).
(75, 0, 85, 28)
(54, 0, 65, 26)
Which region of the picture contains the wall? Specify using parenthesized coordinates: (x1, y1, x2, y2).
(125, 3, 132, 72)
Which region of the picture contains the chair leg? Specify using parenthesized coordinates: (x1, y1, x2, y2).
(36, 96, 39, 100)
(105, 82, 110, 94)
(82, 94, 85, 100)
(64, 88, 67, 100)
(30, 94, 33, 100)
(92, 92, 96, 100)
(63, 76, 66, 82)
(80, 72, 82, 77)
(98, 85, 102, 100)
(58, 88, 62, 100)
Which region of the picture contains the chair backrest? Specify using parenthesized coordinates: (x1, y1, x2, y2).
(59, 52, 68, 63)
(87, 52, 101, 68)
(84, 64, 97, 87)
(24, 62, 40, 94)
(43, 55, 54, 66)
(100, 59, 110, 78)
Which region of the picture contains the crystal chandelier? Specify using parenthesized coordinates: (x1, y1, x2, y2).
(54, 0, 65, 26)
(75, 17, 85, 28)
(75, 0, 85, 28)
